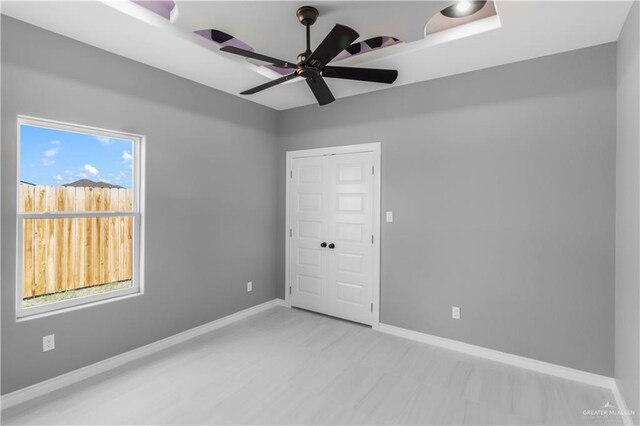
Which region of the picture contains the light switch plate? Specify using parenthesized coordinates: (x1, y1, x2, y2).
(247, 281, 253, 292)
(386, 211, 393, 222)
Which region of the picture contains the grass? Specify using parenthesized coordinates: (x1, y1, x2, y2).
(22, 280, 132, 308)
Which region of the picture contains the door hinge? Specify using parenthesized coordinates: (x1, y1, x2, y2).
(289, 229, 292, 237)
(371, 303, 373, 312)
(372, 235, 374, 244)
(372, 165, 374, 175)
(289, 286, 292, 295)
(290, 170, 293, 179)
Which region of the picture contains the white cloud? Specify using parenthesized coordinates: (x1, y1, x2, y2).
(96, 136, 111, 145)
(83, 164, 99, 176)
(98, 178, 112, 184)
(53, 175, 63, 182)
(41, 145, 59, 166)
(44, 147, 59, 157)
(51, 140, 61, 146)
(122, 150, 132, 163)
(77, 172, 88, 179)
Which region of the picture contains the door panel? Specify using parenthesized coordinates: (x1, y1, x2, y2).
(298, 220, 322, 239)
(297, 248, 322, 267)
(298, 274, 322, 295)
(336, 253, 363, 273)
(298, 194, 323, 211)
(337, 193, 365, 212)
(327, 152, 374, 324)
(289, 156, 327, 314)
(336, 223, 364, 242)
(290, 151, 375, 325)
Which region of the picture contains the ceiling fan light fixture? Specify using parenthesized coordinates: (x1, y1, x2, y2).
(455, 1, 472, 14)
(441, 0, 487, 18)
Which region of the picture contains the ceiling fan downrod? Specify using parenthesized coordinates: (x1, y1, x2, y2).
(296, 6, 318, 63)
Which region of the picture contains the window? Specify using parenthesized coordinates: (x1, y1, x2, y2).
(17, 117, 144, 318)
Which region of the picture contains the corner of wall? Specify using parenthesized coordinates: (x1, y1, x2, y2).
(615, 1, 640, 424)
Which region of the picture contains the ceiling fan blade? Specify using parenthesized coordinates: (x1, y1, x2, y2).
(220, 46, 296, 69)
(240, 73, 299, 95)
(323, 66, 398, 84)
(306, 77, 335, 105)
(306, 24, 359, 68)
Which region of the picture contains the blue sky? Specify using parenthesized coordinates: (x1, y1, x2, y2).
(20, 124, 133, 188)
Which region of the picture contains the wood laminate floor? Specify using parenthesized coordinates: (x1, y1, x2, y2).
(2, 306, 623, 425)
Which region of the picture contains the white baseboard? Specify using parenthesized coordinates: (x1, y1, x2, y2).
(612, 381, 636, 426)
(378, 323, 615, 389)
(381, 322, 636, 424)
(273, 298, 289, 307)
(1, 298, 286, 410)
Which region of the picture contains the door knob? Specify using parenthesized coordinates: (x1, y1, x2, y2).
(321, 242, 327, 248)
(328, 243, 335, 249)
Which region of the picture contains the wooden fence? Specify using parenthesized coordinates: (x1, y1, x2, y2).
(20, 183, 133, 299)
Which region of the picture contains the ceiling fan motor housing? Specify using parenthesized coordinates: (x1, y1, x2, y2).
(297, 67, 320, 79)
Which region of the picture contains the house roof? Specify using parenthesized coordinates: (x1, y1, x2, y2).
(62, 179, 124, 189)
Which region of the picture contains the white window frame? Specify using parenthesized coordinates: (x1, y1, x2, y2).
(16, 116, 145, 320)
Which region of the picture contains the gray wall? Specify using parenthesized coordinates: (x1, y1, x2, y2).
(1, 16, 280, 394)
(278, 44, 617, 376)
(1, 13, 622, 394)
(616, 1, 640, 421)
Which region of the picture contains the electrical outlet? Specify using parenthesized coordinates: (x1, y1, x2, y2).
(452, 306, 461, 320)
(247, 281, 253, 292)
(386, 211, 393, 222)
(43, 334, 55, 352)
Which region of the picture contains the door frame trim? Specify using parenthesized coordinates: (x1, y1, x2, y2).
(285, 142, 381, 329)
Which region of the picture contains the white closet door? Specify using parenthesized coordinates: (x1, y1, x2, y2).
(326, 152, 374, 325)
(289, 152, 374, 325)
(289, 155, 328, 314)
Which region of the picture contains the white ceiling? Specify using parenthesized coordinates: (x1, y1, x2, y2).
(172, 1, 450, 61)
(1, 1, 634, 111)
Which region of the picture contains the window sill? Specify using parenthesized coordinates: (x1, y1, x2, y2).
(16, 288, 143, 322)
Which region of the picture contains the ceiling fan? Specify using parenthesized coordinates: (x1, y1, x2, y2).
(219, 6, 399, 106)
